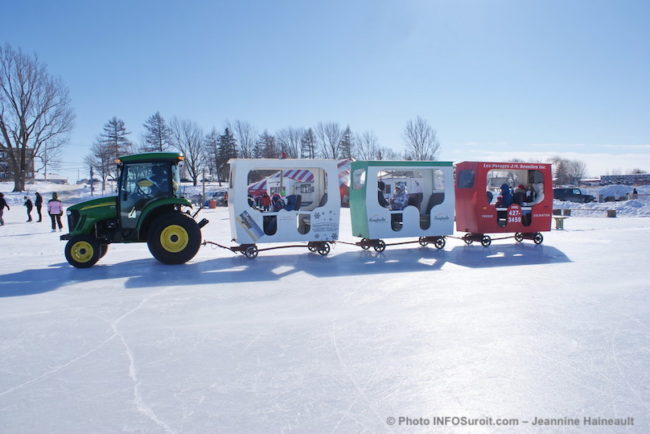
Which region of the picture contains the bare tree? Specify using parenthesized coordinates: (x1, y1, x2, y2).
(567, 159, 587, 184)
(228, 120, 257, 158)
(315, 122, 343, 159)
(276, 127, 304, 158)
(0, 44, 74, 191)
(549, 156, 587, 185)
(402, 116, 440, 160)
(354, 131, 380, 160)
(86, 140, 113, 193)
(170, 118, 204, 186)
(36, 140, 63, 180)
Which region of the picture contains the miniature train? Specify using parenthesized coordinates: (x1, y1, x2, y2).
(221, 158, 553, 258)
(60, 153, 554, 268)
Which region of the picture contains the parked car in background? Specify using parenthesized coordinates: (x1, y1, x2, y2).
(553, 188, 596, 203)
(212, 191, 228, 206)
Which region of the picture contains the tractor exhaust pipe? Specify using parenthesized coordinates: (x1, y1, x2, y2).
(197, 218, 209, 229)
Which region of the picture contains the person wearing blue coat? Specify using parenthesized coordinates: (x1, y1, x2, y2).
(499, 183, 513, 208)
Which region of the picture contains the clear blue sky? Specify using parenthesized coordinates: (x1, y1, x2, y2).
(2, 0, 649, 179)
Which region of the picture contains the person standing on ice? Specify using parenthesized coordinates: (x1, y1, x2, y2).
(24, 196, 33, 222)
(47, 192, 64, 232)
(34, 192, 43, 222)
(0, 192, 9, 226)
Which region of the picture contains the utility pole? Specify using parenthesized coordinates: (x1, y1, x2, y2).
(202, 168, 206, 206)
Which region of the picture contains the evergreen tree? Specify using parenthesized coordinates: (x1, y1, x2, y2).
(216, 128, 238, 183)
(141, 112, 171, 152)
(339, 126, 353, 159)
(257, 130, 277, 158)
(99, 117, 132, 180)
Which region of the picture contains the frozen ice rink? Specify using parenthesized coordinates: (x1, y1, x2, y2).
(1, 207, 648, 433)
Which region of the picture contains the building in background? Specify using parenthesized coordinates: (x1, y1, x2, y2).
(0, 148, 35, 182)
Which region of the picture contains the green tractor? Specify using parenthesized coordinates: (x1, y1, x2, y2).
(61, 152, 208, 268)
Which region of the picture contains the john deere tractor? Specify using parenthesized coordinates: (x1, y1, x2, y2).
(61, 153, 208, 268)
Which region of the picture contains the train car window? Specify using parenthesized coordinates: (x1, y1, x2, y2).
(352, 169, 366, 190)
(457, 170, 475, 188)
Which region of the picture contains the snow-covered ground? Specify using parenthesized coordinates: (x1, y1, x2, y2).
(1, 184, 649, 433)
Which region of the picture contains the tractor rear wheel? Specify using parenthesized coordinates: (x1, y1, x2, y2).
(65, 235, 101, 268)
(147, 213, 201, 264)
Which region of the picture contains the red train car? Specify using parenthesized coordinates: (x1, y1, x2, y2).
(455, 161, 553, 246)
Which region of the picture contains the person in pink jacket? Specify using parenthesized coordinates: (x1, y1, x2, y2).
(47, 192, 64, 232)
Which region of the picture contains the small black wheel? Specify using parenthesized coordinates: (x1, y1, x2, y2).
(244, 245, 258, 259)
(434, 237, 446, 250)
(99, 243, 109, 258)
(317, 243, 330, 256)
(533, 232, 544, 245)
(359, 238, 370, 250)
(481, 235, 492, 247)
(463, 234, 473, 245)
(373, 240, 386, 252)
(515, 233, 524, 243)
(65, 235, 101, 268)
(307, 242, 317, 252)
(418, 237, 428, 247)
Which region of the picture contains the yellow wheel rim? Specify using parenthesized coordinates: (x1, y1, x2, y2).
(160, 225, 189, 253)
(71, 241, 94, 263)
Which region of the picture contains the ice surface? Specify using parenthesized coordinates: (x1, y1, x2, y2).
(0, 198, 649, 433)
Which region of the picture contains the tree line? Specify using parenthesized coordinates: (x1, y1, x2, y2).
(85, 114, 442, 189)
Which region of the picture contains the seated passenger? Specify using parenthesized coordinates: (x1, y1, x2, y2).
(390, 185, 408, 210)
(513, 184, 526, 205)
(524, 185, 535, 203)
(271, 193, 285, 212)
(486, 190, 493, 204)
(499, 183, 513, 208)
(377, 181, 389, 208)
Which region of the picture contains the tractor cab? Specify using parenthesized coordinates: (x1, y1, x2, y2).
(116, 154, 182, 234)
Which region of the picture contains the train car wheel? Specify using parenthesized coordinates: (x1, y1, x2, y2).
(515, 232, 524, 243)
(481, 235, 492, 247)
(418, 237, 428, 247)
(533, 232, 544, 245)
(373, 240, 386, 252)
(244, 245, 258, 259)
(317, 243, 330, 256)
(463, 234, 473, 245)
(434, 237, 446, 249)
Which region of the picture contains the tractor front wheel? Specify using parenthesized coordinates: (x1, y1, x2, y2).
(147, 213, 201, 264)
(65, 235, 101, 268)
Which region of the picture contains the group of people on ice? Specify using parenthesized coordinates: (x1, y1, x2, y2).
(0, 191, 64, 231)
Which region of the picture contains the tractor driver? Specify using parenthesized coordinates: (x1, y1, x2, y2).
(150, 165, 171, 196)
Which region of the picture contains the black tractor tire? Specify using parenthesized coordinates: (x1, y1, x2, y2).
(99, 243, 109, 258)
(147, 212, 202, 264)
(65, 235, 101, 268)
